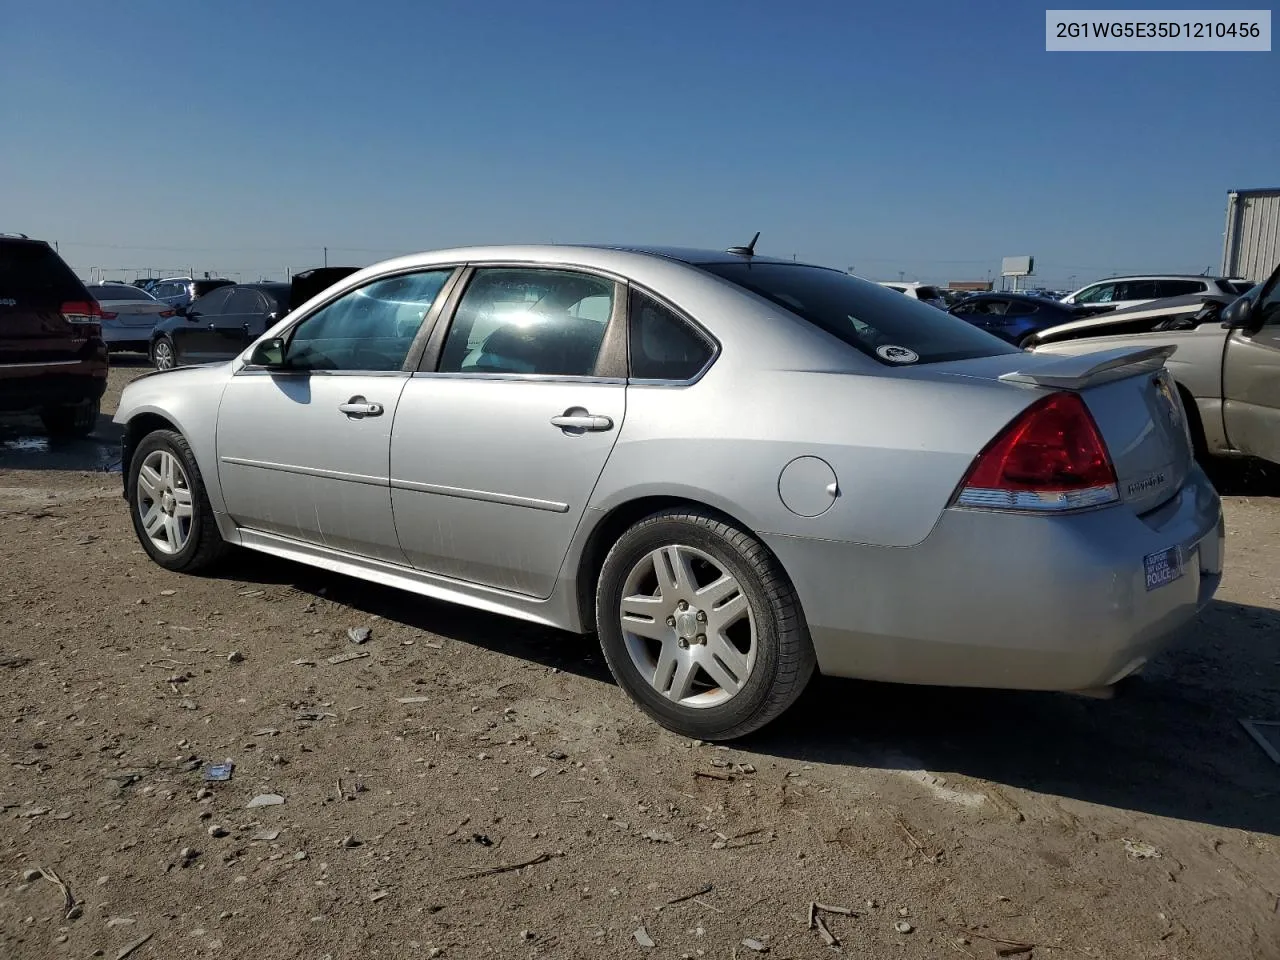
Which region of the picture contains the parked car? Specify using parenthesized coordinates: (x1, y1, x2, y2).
(1031, 264, 1280, 466)
(949, 292, 1113, 347)
(877, 281, 947, 308)
(149, 268, 360, 370)
(0, 235, 108, 437)
(1060, 275, 1252, 311)
(148, 277, 234, 310)
(86, 283, 176, 353)
(115, 244, 1223, 740)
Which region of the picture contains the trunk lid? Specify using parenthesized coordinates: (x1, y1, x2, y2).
(929, 345, 1192, 514)
(103, 300, 172, 326)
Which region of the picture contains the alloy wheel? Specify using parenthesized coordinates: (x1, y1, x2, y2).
(618, 544, 757, 708)
(136, 449, 193, 554)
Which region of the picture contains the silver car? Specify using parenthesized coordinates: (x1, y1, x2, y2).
(114, 245, 1225, 740)
(86, 283, 176, 353)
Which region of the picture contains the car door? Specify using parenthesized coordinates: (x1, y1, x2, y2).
(211, 287, 267, 360)
(173, 286, 233, 363)
(390, 266, 627, 598)
(216, 268, 458, 561)
(1222, 268, 1280, 464)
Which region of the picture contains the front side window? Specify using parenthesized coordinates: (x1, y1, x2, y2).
(1256, 271, 1280, 327)
(702, 262, 1017, 365)
(1075, 283, 1116, 304)
(438, 268, 614, 376)
(287, 270, 452, 371)
(629, 290, 713, 380)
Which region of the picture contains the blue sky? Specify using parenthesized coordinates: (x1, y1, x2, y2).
(4, 0, 1277, 287)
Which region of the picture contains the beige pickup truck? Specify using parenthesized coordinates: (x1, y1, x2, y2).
(1029, 261, 1280, 467)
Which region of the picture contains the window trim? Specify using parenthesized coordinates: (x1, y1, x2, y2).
(414, 262, 629, 382)
(624, 282, 720, 386)
(236, 265, 465, 377)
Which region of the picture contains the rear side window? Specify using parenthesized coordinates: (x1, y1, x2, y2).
(701, 262, 1018, 365)
(915, 286, 941, 301)
(1160, 279, 1207, 297)
(0, 242, 86, 299)
(628, 290, 714, 381)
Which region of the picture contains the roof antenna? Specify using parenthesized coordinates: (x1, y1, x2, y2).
(727, 231, 760, 257)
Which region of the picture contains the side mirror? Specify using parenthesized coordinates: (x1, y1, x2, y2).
(174, 304, 188, 317)
(249, 337, 287, 368)
(1220, 296, 1255, 329)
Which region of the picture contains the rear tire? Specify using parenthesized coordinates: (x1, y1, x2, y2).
(40, 398, 99, 438)
(595, 508, 816, 741)
(153, 335, 177, 370)
(127, 429, 231, 573)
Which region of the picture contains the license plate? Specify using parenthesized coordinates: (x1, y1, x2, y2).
(1144, 546, 1183, 591)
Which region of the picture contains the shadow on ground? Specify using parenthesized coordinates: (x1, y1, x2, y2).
(210, 547, 1280, 837)
(748, 598, 1280, 839)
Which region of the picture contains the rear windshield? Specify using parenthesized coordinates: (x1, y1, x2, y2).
(914, 285, 942, 300)
(89, 284, 155, 300)
(700, 262, 1018, 365)
(0, 241, 87, 299)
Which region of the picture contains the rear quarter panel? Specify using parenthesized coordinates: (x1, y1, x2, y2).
(588, 359, 1039, 549)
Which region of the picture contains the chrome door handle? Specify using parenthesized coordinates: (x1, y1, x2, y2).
(339, 396, 384, 418)
(550, 413, 613, 432)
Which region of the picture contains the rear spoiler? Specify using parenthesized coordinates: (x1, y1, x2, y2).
(999, 345, 1176, 389)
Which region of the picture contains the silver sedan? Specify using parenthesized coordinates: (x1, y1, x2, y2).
(114, 245, 1225, 740)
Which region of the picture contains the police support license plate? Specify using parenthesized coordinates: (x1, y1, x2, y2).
(1144, 546, 1183, 591)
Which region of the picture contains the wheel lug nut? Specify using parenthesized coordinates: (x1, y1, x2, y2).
(695, 610, 706, 622)
(666, 616, 676, 627)
(695, 634, 706, 645)
(678, 600, 688, 611)
(677, 638, 689, 649)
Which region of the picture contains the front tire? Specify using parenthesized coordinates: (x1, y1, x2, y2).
(41, 398, 99, 438)
(127, 429, 230, 572)
(595, 509, 815, 741)
(152, 335, 177, 370)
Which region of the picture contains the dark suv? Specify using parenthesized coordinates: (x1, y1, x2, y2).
(0, 235, 108, 437)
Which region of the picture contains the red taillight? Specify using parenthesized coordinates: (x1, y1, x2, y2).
(158, 309, 176, 318)
(100, 310, 118, 319)
(952, 392, 1118, 512)
(61, 300, 103, 322)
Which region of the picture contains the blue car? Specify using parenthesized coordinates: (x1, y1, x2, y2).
(948, 293, 1109, 348)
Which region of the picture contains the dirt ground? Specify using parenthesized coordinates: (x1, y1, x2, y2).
(2, 362, 1278, 960)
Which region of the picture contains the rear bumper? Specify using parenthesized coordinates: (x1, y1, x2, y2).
(765, 466, 1224, 691)
(0, 366, 108, 412)
(102, 325, 156, 349)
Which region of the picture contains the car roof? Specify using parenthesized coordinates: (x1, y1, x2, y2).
(1080, 274, 1221, 283)
(967, 292, 1062, 303)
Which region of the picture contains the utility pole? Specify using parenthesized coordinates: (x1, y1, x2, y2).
(898, 270, 905, 282)
(323, 246, 328, 268)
